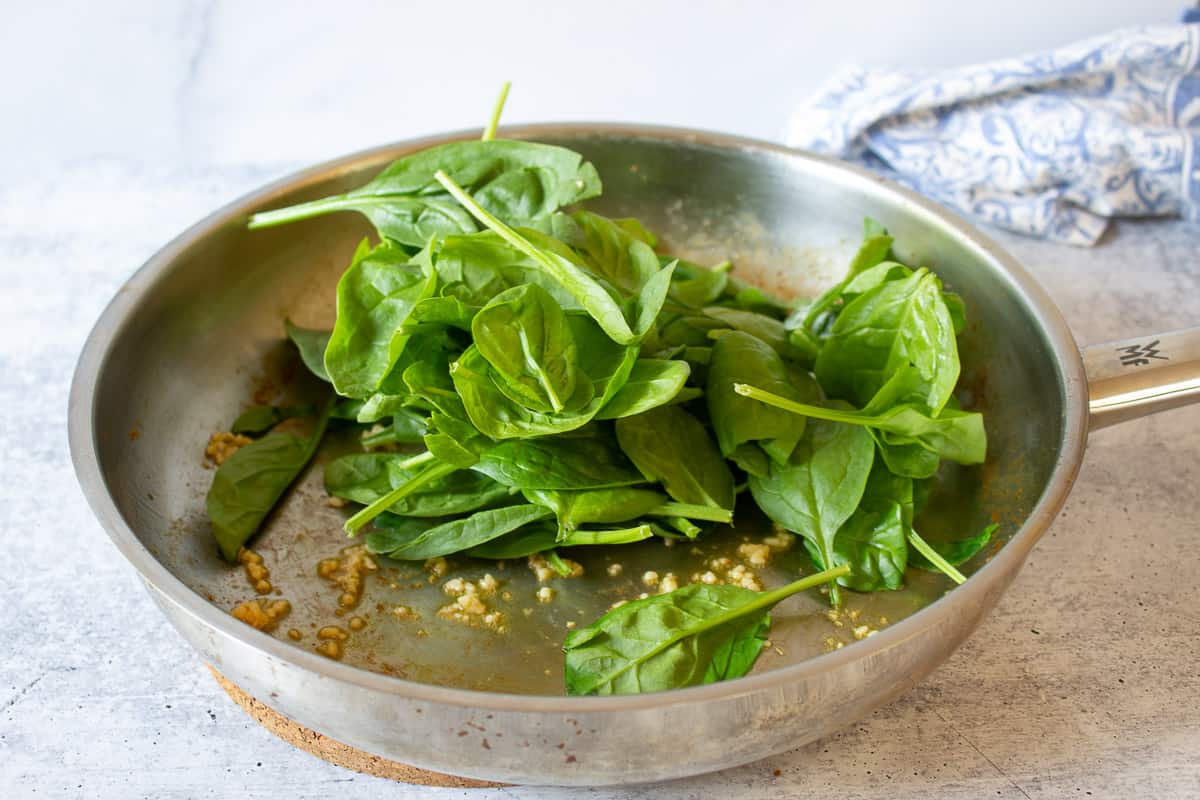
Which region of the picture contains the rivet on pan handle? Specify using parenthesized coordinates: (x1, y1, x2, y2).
(1083, 328, 1200, 430)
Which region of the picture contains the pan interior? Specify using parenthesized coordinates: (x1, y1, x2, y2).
(90, 131, 1065, 694)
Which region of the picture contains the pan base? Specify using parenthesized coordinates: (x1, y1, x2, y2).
(208, 667, 506, 788)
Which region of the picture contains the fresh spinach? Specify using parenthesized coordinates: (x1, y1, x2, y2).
(595, 359, 690, 420)
(814, 267, 960, 412)
(473, 434, 645, 490)
(616, 405, 735, 510)
(747, 413, 875, 607)
(733, 384, 985, 466)
(324, 452, 512, 516)
(207, 398, 333, 562)
(471, 283, 577, 412)
(909, 524, 998, 577)
(285, 320, 332, 382)
(563, 565, 849, 695)
(323, 239, 437, 398)
(248, 140, 602, 248)
(368, 504, 553, 560)
(230, 404, 314, 436)
(706, 331, 815, 463)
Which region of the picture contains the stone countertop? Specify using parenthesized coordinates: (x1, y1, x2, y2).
(3, 4, 1200, 798)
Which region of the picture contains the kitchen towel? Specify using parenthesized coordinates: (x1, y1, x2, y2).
(788, 25, 1200, 245)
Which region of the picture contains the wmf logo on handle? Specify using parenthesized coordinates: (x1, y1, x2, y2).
(1116, 340, 1169, 367)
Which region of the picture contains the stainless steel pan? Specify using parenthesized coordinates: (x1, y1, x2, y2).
(68, 125, 1200, 785)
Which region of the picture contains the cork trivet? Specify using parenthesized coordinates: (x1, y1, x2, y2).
(210, 667, 505, 788)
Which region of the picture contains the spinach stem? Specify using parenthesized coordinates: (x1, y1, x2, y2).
(665, 517, 701, 538)
(247, 195, 358, 230)
(344, 460, 456, 536)
(434, 171, 559, 270)
(822, 542, 843, 607)
(563, 525, 654, 546)
(907, 530, 967, 585)
(648, 502, 732, 524)
(361, 427, 395, 448)
(546, 549, 572, 577)
(481, 81, 511, 141)
(397, 451, 436, 470)
(733, 383, 879, 425)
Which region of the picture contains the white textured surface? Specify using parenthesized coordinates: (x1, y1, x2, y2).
(3, 3, 1200, 798)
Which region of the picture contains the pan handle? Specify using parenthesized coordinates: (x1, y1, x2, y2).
(1083, 328, 1200, 429)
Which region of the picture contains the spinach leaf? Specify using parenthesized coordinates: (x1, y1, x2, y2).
(732, 385, 985, 466)
(435, 231, 585, 313)
(207, 398, 333, 562)
(360, 408, 429, 447)
(795, 217, 894, 334)
(615, 405, 734, 510)
(285, 320, 332, 382)
(805, 465, 911, 592)
(465, 520, 560, 559)
(369, 504, 553, 560)
(525, 487, 730, 538)
(471, 283, 577, 412)
(747, 414, 875, 607)
(595, 359, 690, 420)
(704, 307, 801, 361)
(451, 316, 637, 439)
(230, 404, 314, 436)
(407, 295, 477, 331)
(324, 452, 511, 516)
(353, 327, 462, 423)
(248, 140, 602, 248)
(570, 210, 661, 294)
(465, 519, 656, 559)
(810, 503, 906, 592)
(436, 171, 663, 345)
(324, 239, 437, 398)
(814, 268, 959, 412)
(364, 515, 437, 557)
(423, 411, 492, 468)
(563, 566, 849, 695)
(473, 434, 645, 490)
(669, 258, 731, 308)
(706, 331, 815, 462)
(909, 524, 997, 574)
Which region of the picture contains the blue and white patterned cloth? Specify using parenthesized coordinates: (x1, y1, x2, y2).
(788, 25, 1200, 245)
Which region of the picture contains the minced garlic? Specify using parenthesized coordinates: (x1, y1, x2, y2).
(316, 546, 377, 609)
(737, 542, 771, 568)
(237, 547, 272, 594)
(230, 598, 291, 632)
(205, 432, 252, 465)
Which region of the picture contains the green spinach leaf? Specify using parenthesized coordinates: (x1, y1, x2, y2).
(595, 359, 690, 420)
(814, 268, 959, 412)
(471, 283, 577, 412)
(474, 434, 645, 490)
(248, 140, 602, 248)
(706, 331, 816, 462)
(207, 398, 333, 562)
(324, 239, 437, 398)
(285, 320, 332, 382)
(615, 405, 735, 510)
(369, 504, 553, 560)
(563, 566, 848, 695)
(747, 414, 875, 607)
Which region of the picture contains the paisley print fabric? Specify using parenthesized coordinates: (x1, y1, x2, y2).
(788, 25, 1200, 245)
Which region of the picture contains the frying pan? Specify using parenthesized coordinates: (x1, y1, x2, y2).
(68, 125, 1200, 786)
